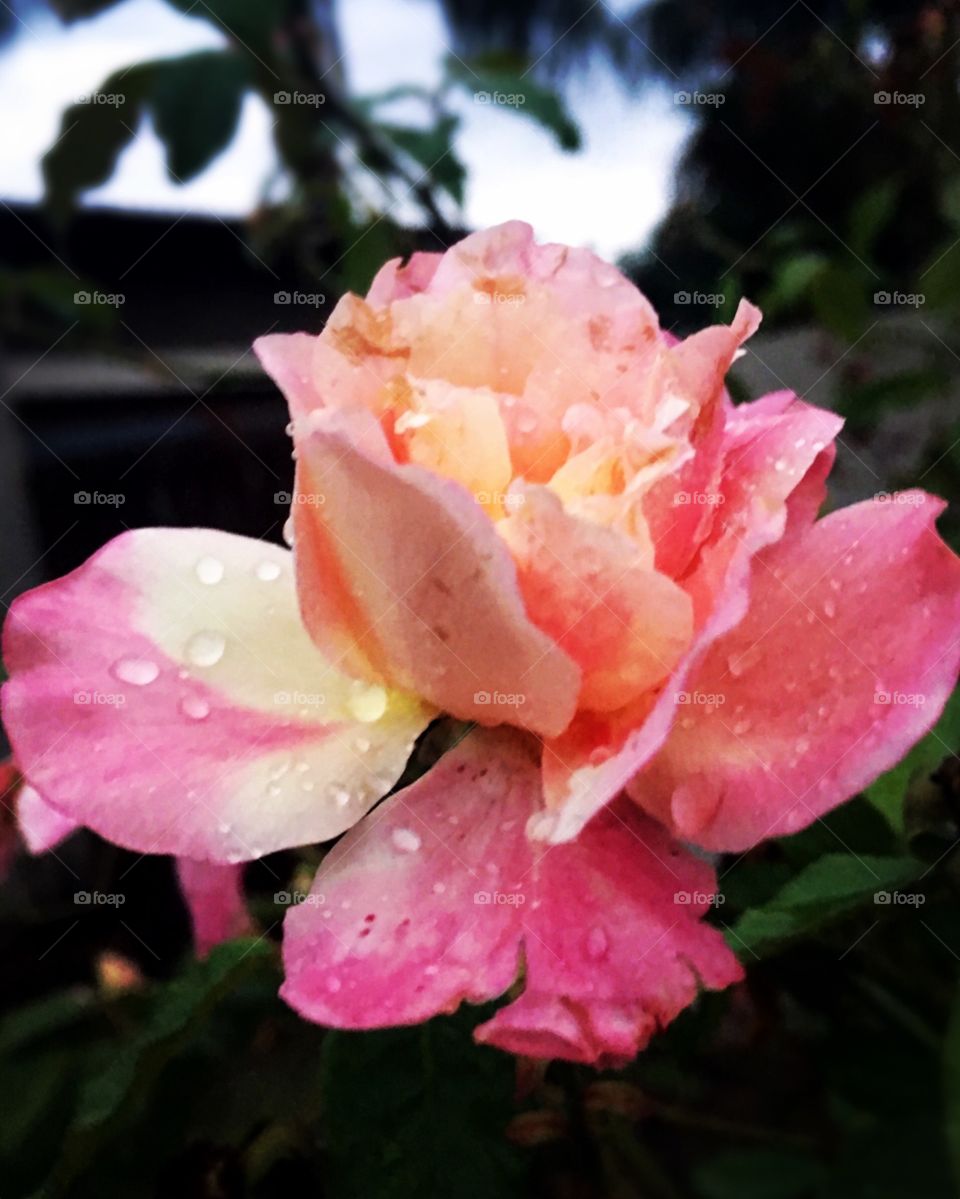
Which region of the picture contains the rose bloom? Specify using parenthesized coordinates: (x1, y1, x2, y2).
(4, 223, 959, 1065)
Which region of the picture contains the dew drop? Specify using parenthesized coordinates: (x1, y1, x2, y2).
(326, 976, 342, 994)
(112, 657, 159, 686)
(195, 555, 223, 585)
(180, 694, 210, 721)
(391, 827, 421, 853)
(732, 718, 752, 735)
(282, 516, 294, 547)
(333, 788, 351, 809)
(255, 559, 281, 582)
(432, 882, 446, 895)
(822, 598, 836, 619)
(354, 737, 371, 753)
(348, 681, 388, 723)
(185, 631, 225, 667)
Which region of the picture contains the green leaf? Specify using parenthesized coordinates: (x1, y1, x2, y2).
(378, 116, 467, 204)
(760, 252, 827, 318)
(809, 263, 873, 342)
(444, 53, 581, 151)
(866, 686, 960, 833)
(321, 1013, 525, 1199)
(730, 854, 920, 957)
(848, 179, 899, 261)
(164, 0, 280, 59)
(149, 50, 251, 182)
(44, 939, 275, 1195)
(42, 63, 154, 218)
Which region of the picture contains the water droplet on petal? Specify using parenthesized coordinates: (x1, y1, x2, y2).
(195, 555, 223, 585)
(432, 882, 446, 895)
(391, 827, 421, 853)
(326, 976, 342, 994)
(333, 787, 351, 808)
(354, 737, 371, 753)
(112, 657, 159, 686)
(186, 631, 225, 667)
(348, 681, 388, 723)
(822, 598, 836, 619)
(282, 517, 294, 547)
(180, 694, 210, 721)
(255, 559, 281, 582)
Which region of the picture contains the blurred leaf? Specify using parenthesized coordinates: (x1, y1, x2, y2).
(841, 367, 950, 433)
(760, 252, 827, 319)
(42, 64, 154, 218)
(47, 0, 124, 19)
(379, 116, 467, 204)
(809, 264, 872, 342)
(866, 687, 960, 833)
(730, 854, 920, 956)
(150, 50, 251, 182)
(848, 179, 899, 261)
(45, 938, 275, 1195)
(921, 240, 960, 311)
(444, 53, 581, 150)
(692, 1148, 825, 1198)
(321, 1012, 526, 1199)
(164, 0, 281, 59)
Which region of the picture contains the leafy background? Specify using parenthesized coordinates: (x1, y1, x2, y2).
(2, 1, 960, 1195)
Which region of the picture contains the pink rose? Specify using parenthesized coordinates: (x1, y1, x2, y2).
(4, 222, 959, 1065)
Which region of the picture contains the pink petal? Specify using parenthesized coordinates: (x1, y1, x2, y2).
(631, 492, 960, 850)
(175, 857, 252, 957)
(280, 729, 741, 1067)
(17, 784, 80, 854)
(530, 395, 847, 844)
(500, 485, 693, 711)
(2, 528, 432, 863)
(292, 408, 581, 737)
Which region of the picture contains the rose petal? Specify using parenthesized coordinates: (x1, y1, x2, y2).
(175, 857, 252, 957)
(292, 408, 581, 737)
(500, 485, 693, 711)
(631, 492, 960, 850)
(281, 728, 741, 1067)
(3, 528, 431, 862)
(17, 784, 80, 855)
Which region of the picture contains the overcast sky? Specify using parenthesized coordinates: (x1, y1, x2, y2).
(0, 0, 690, 259)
